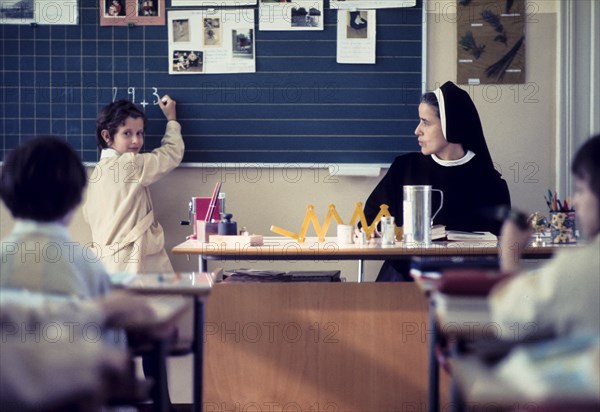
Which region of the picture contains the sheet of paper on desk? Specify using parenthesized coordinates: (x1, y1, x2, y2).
(109, 272, 136, 287)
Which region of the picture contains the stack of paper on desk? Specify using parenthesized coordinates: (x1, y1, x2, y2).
(223, 269, 291, 282)
(432, 224, 447, 240)
(446, 231, 497, 241)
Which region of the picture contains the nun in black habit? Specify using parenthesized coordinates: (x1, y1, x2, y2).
(364, 81, 511, 282)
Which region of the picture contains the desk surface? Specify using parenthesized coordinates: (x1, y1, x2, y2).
(172, 236, 569, 260)
(111, 271, 216, 296)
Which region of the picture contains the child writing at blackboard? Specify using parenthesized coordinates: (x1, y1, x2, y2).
(84, 96, 184, 274)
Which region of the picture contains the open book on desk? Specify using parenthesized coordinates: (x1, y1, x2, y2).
(446, 231, 497, 241)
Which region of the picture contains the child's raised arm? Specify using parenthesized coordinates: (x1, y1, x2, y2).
(158, 95, 177, 122)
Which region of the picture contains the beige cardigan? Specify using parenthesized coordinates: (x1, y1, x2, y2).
(84, 121, 184, 274)
(490, 234, 600, 340)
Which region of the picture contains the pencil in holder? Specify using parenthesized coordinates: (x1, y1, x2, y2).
(549, 211, 576, 244)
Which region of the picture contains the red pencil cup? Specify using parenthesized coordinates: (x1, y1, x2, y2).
(549, 211, 577, 244)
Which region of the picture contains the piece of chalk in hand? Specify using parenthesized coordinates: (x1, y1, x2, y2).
(161, 98, 168, 104)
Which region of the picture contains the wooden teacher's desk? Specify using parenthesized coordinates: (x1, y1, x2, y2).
(171, 238, 565, 412)
(202, 282, 439, 412)
(172, 236, 562, 281)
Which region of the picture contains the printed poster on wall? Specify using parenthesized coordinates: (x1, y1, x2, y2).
(259, 0, 323, 31)
(168, 9, 255, 74)
(457, 0, 526, 84)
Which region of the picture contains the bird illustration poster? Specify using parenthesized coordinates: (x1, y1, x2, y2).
(457, 0, 526, 84)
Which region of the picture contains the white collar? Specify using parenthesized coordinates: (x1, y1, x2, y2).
(11, 219, 70, 239)
(100, 148, 119, 159)
(431, 150, 475, 167)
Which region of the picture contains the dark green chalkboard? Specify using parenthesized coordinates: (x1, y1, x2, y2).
(0, 0, 422, 164)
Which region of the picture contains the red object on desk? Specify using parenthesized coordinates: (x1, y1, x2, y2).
(438, 269, 512, 296)
(204, 182, 222, 221)
(194, 197, 220, 222)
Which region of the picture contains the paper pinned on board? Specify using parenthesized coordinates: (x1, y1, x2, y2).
(336, 10, 376, 64)
(168, 9, 256, 74)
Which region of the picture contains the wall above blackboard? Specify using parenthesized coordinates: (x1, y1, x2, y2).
(0, 0, 423, 165)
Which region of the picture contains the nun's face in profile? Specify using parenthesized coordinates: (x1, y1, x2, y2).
(415, 102, 448, 156)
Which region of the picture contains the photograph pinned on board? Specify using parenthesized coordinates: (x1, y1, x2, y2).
(168, 8, 255, 74)
(173, 18, 190, 42)
(203, 17, 221, 47)
(1, 0, 78, 24)
(258, 0, 323, 31)
(105, 0, 125, 17)
(0, 0, 34, 19)
(337, 9, 375, 64)
(100, 0, 165, 25)
(291, 6, 321, 28)
(172, 50, 203, 73)
(138, 0, 159, 16)
(232, 28, 254, 59)
(346, 10, 368, 39)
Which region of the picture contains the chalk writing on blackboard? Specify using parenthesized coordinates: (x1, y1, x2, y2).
(112, 86, 163, 109)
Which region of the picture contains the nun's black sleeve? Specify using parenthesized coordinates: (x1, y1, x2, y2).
(480, 170, 511, 234)
(364, 156, 405, 226)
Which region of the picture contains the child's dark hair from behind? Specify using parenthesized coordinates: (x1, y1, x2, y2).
(0, 136, 87, 222)
(96, 100, 147, 149)
(572, 133, 600, 216)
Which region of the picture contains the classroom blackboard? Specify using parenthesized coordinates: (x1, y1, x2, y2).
(1, 0, 422, 165)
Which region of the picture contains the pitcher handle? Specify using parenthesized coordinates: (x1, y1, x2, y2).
(431, 189, 444, 225)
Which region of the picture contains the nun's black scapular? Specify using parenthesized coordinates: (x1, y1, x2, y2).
(364, 81, 511, 282)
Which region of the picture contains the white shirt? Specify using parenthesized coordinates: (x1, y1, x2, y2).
(0, 219, 111, 299)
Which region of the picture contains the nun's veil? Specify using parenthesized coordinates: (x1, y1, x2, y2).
(432, 81, 495, 170)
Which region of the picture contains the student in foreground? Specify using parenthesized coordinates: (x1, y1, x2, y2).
(0, 136, 175, 410)
(365, 81, 511, 281)
(0, 136, 111, 297)
(84, 96, 184, 274)
(0, 289, 174, 411)
(491, 134, 600, 338)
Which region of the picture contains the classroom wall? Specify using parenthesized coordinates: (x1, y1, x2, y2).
(0, 1, 559, 282)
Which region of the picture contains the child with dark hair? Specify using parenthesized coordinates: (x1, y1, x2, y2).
(84, 96, 184, 274)
(0, 136, 111, 297)
(491, 134, 600, 338)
